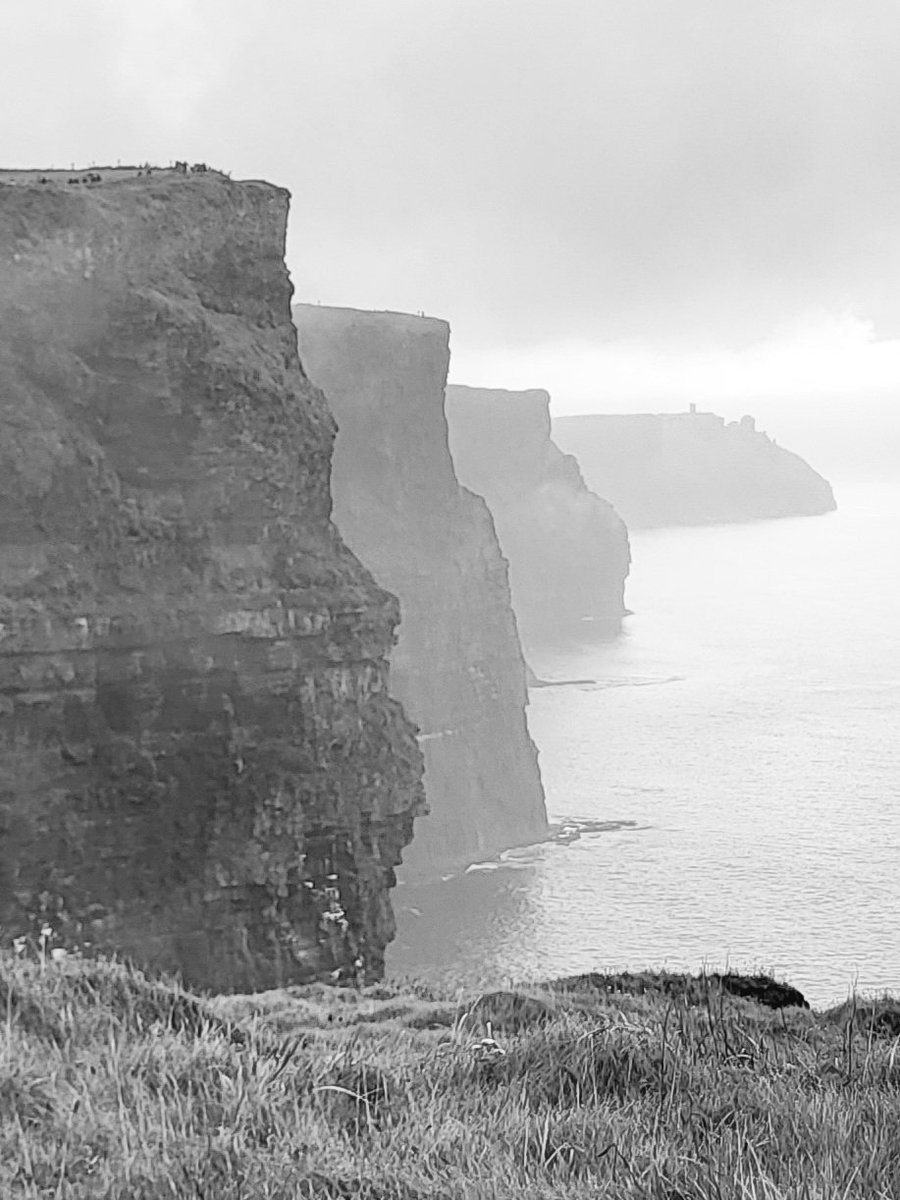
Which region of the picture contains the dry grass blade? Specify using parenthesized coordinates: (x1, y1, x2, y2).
(2, 951, 899, 1198)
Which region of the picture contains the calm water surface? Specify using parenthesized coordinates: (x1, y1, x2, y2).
(386, 480, 900, 1008)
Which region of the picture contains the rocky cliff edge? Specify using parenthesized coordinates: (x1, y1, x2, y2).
(0, 171, 424, 990)
(294, 305, 548, 878)
(445, 385, 631, 649)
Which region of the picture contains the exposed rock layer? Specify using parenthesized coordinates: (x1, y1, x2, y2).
(294, 306, 548, 877)
(445, 385, 630, 649)
(553, 411, 837, 528)
(0, 172, 424, 990)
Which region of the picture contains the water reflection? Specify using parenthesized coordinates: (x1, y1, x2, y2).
(388, 822, 644, 991)
(388, 484, 900, 1010)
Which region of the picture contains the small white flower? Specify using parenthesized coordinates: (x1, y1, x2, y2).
(40, 924, 53, 942)
(471, 1036, 506, 1064)
(13, 936, 27, 956)
(51, 948, 68, 962)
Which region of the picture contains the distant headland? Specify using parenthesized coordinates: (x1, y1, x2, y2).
(553, 406, 837, 528)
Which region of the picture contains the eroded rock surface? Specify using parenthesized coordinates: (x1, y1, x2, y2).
(0, 171, 424, 990)
(294, 305, 548, 877)
(553, 410, 837, 528)
(445, 385, 630, 649)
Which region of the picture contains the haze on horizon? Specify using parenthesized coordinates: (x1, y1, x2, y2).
(4, 0, 899, 465)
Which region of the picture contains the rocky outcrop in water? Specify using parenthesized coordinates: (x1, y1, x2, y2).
(552, 410, 837, 528)
(445, 385, 630, 649)
(0, 170, 424, 991)
(294, 306, 548, 878)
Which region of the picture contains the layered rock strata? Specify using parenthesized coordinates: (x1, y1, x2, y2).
(0, 170, 424, 991)
(553, 410, 837, 528)
(445, 385, 630, 649)
(294, 306, 548, 877)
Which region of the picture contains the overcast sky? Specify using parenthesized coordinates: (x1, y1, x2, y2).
(4, 0, 900, 455)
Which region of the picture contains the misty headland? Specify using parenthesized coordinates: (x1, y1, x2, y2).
(3, 163, 894, 1014)
(2, 159, 897, 1200)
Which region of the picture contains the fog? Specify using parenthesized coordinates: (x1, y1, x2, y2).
(5, 1, 899, 467)
(451, 316, 900, 480)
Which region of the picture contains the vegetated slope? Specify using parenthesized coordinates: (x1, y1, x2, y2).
(0, 171, 424, 990)
(294, 305, 548, 878)
(445, 384, 630, 650)
(4, 948, 900, 1198)
(553, 410, 837, 528)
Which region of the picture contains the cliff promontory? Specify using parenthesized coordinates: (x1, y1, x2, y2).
(553, 410, 837, 528)
(294, 306, 548, 877)
(0, 169, 424, 990)
(445, 385, 630, 649)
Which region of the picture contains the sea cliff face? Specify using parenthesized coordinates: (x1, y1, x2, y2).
(293, 306, 548, 877)
(553, 411, 837, 528)
(445, 385, 630, 649)
(0, 171, 424, 990)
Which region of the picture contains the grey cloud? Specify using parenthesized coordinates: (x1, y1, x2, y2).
(6, 1, 900, 350)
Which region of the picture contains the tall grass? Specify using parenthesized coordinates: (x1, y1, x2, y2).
(2, 949, 900, 1197)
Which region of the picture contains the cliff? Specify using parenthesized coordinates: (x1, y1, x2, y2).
(444, 385, 630, 649)
(0, 169, 425, 991)
(293, 306, 548, 877)
(552, 410, 837, 528)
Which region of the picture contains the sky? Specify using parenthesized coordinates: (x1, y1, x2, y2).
(3, 0, 899, 467)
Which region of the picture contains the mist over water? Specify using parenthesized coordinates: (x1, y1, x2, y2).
(387, 476, 900, 1009)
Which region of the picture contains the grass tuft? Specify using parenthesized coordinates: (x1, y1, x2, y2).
(2, 949, 899, 1197)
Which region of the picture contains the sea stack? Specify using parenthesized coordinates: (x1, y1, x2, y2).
(294, 305, 549, 877)
(0, 168, 424, 990)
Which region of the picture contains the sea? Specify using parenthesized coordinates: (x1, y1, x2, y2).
(386, 475, 900, 1010)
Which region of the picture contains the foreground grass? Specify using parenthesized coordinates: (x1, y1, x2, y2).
(3, 952, 900, 1198)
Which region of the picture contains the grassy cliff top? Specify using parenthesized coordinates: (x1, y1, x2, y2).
(2, 950, 899, 1198)
(0, 164, 227, 185)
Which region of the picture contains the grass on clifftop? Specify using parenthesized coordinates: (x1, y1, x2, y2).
(3, 950, 900, 1199)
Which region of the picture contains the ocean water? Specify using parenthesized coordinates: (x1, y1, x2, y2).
(386, 478, 900, 1009)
